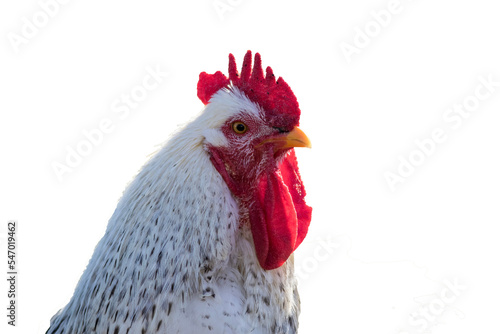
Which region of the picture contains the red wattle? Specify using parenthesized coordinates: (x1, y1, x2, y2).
(250, 150, 312, 270)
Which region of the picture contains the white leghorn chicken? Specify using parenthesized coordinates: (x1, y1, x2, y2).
(46, 51, 312, 334)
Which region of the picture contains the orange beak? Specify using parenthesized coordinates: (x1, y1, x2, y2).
(260, 126, 312, 149)
(281, 126, 312, 149)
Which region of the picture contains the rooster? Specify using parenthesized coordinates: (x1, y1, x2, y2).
(46, 51, 312, 334)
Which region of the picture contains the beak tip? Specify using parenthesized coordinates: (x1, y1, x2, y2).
(286, 126, 311, 149)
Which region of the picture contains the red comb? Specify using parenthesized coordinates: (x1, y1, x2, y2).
(197, 51, 301, 130)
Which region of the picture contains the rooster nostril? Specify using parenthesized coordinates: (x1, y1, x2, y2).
(273, 127, 288, 133)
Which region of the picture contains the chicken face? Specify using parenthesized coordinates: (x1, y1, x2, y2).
(205, 93, 310, 196)
(199, 51, 312, 270)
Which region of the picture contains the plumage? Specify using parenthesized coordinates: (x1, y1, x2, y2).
(47, 51, 311, 334)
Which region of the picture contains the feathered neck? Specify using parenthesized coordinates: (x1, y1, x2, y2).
(48, 115, 300, 333)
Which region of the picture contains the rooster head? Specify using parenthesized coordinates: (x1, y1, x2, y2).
(197, 51, 312, 270)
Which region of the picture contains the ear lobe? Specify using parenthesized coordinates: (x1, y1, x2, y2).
(197, 71, 229, 105)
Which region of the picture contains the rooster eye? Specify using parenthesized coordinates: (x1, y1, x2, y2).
(232, 121, 248, 134)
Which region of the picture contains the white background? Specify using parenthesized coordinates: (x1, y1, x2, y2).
(1, 0, 499, 333)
